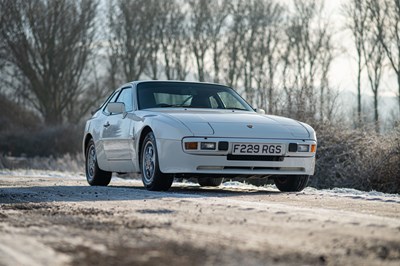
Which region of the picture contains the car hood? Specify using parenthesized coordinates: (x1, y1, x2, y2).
(151, 109, 311, 139)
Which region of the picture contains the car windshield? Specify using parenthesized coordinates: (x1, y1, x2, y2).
(137, 82, 253, 111)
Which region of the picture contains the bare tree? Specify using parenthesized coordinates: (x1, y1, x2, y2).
(207, 0, 229, 83)
(342, 0, 369, 126)
(0, 0, 98, 125)
(145, 24, 162, 80)
(363, 0, 386, 131)
(224, 0, 247, 88)
(251, 0, 285, 113)
(188, 0, 228, 82)
(108, 0, 157, 82)
(227, 0, 285, 109)
(158, 0, 190, 80)
(0, 3, 6, 92)
(378, 0, 400, 116)
(318, 37, 338, 121)
(281, 0, 334, 122)
(188, 0, 210, 82)
(239, 0, 264, 106)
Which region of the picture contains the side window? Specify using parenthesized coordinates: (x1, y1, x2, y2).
(209, 96, 219, 109)
(116, 88, 133, 112)
(217, 91, 245, 109)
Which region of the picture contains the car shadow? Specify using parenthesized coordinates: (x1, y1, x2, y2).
(0, 183, 281, 204)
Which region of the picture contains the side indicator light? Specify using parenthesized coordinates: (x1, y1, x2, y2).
(185, 142, 198, 150)
(311, 144, 317, 153)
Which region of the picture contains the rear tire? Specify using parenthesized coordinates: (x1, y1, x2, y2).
(85, 139, 112, 186)
(140, 132, 173, 191)
(198, 177, 224, 187)
(274, 175, 309, 192)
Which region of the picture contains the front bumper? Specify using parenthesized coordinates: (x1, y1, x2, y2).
(156, 138, 316, 176)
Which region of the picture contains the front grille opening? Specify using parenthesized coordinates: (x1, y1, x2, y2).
(223, 166, 280, 170)
(223, 166, 253, 170)
(227, 155, 284, 161)
(196, 166, 305, 172)
(197, 166, 224, 170)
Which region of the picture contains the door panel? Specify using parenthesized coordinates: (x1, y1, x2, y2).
(100, 86, 135, 172)
(102, 114, 133, 161)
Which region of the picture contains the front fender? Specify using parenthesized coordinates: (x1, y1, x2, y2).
(136, 112, 193, 140)
(299, 122, 317, 141)
(131, 112, 193, 172)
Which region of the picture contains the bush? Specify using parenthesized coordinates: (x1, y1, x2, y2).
(0, 94, 83, 157)
(311, 123, 400, 193)
(0, 124, 83, 157)
(0, 94, 41, 132)
(0, 153, 84, 172)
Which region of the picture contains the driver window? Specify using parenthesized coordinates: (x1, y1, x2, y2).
(116, 88, 133, 112)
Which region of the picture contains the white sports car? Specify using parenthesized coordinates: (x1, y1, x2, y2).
(83, 81, 317, 192)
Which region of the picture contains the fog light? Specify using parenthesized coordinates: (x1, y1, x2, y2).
(218, 141, 229, 151)
(201, 142, 216, 150)
(297, 144, 309, 152)
(185, 142, 198, 150)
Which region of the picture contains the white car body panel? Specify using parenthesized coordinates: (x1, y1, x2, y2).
(156, 138, 315, 175)
(101, 113, 133, 161)
(151, 110, 310, 139)
(83, 80, 317, 178)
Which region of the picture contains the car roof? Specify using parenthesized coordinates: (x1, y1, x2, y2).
(128, 80, 231, 88)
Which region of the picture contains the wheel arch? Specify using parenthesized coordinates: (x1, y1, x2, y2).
(83, 133, 93, 157)
(138, 126, 153, 167)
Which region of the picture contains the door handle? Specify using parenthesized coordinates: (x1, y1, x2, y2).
(103, 121, 110, 128)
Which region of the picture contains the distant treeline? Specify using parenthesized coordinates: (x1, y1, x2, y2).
(0, 0, 399, 128)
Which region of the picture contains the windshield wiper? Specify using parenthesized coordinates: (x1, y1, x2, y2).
(227, 107, 249, 111)
(155, 103, 187, 108)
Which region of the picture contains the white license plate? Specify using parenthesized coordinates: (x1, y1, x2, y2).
(232, 143, 284, 155)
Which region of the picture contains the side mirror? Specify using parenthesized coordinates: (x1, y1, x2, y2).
(107, 102, 126, 114)
(255, 108, 265, 115)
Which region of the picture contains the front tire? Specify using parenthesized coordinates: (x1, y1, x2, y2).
(141, 132, 173, 191)
(274, 175, 309, 192)
(85, 139, 112, 186)
(198, 177, 224, 187)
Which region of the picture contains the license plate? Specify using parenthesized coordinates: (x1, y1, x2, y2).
(232, 143, 284, 155)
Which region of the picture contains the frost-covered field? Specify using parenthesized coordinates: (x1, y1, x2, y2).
(0, 169, 84, 180)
